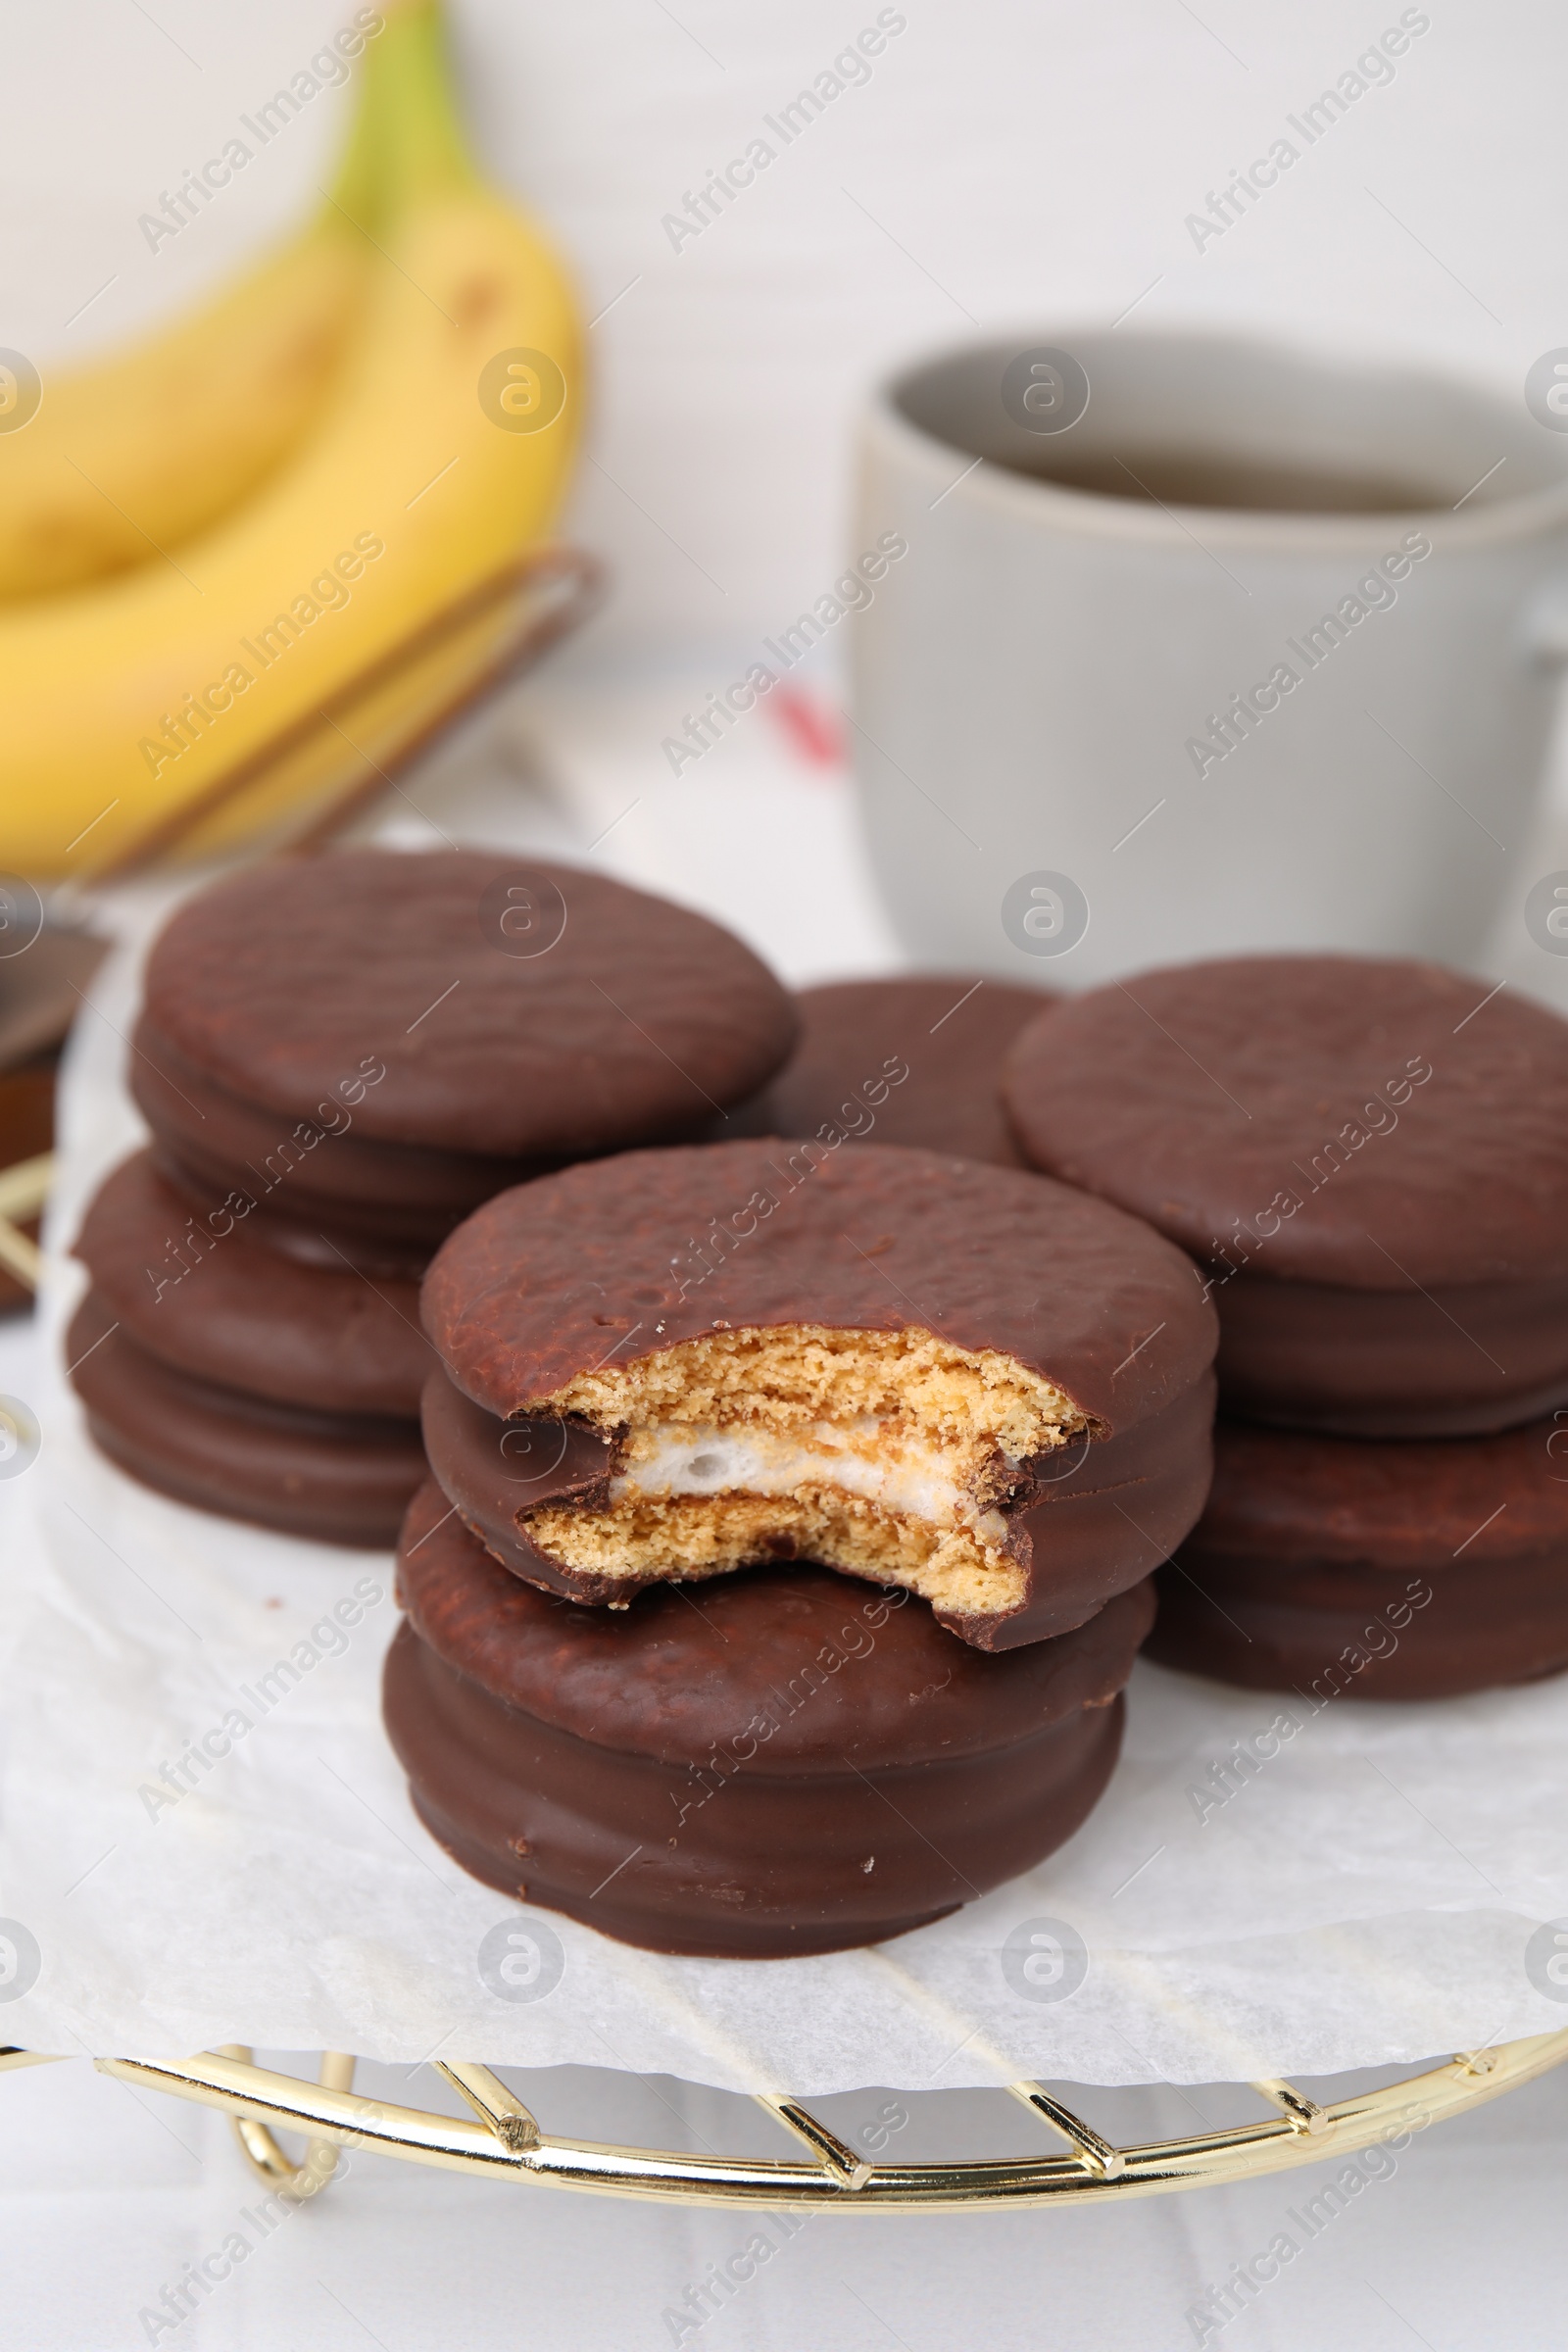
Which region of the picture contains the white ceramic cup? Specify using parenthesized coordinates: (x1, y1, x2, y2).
(849, 327, 1568, 986)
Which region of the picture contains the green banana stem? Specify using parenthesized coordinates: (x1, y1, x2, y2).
(324, 2, 474, 234)
(324, 29, 384, 224)
(363, 0, 477, 205)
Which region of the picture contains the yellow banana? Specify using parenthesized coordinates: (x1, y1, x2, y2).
(0, 1, 582, 877)
(0, 26, 385, 604)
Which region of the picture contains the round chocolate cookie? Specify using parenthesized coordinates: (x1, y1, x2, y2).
(68, 1294, 423, 1547)
(74, 1151, 431, 1417)
(421, 1138, 1216, 1648)
(130, 851, 798, 1248)
(733, 975, 1054, 1166)
(1147, 1414, 1568, 1699)
(385, 1480, 1153, 1957)
(1003, 956, 1568, 1435)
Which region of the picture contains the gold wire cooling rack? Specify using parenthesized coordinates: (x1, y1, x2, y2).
(0, 1151, 50, 1294)
(5, 2035, 1567, 2209)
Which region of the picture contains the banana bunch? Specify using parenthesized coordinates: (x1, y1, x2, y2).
(0, 0, 582, 877)
(0, 79, 380, 604)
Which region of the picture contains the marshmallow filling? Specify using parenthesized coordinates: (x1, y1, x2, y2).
(516, 1324, 1091, 1619)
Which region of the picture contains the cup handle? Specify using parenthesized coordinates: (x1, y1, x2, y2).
(1523, 574, 1568, 666)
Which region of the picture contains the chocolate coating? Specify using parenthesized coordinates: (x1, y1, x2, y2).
(74, 1151, 431, 1416)
(68, 1294, 422, 1547)
(734, 974, 1054, 1167)
(385, 1481, 1153, 1956)
(421, 1139, 1217, 1645)
(1004, 955, 1568, 1287)
(1213, 1266, 1568, 1438)
(425, 1139, 1215, 1431)
(421, 1357, 1215, 1648)
(1147, 1415, 1568, 1698)
(130, 851, 797, 1245)
(1004, 955, 1568, 1434)
(132, 1033, 550, 1249)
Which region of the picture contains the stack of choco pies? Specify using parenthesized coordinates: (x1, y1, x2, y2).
(386, 1129, 1220, 1958)
(1003, 954, 1568, 1702)
(67, 849, 798, 1546)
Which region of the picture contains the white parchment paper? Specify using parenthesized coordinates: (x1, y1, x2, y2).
(3, 897, 1567, 2091)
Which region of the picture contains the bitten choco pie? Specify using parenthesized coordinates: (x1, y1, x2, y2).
(420, 1137, 1217, 1649)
